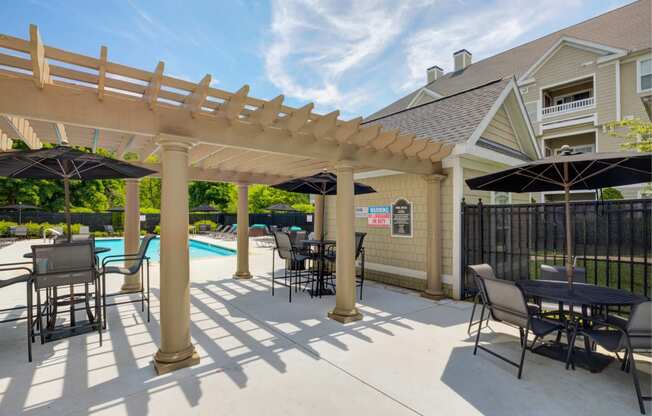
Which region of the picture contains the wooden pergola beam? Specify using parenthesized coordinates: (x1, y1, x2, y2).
(97, 46, 107, 101)
(54, 122, 68, 145)
(144, 61, 164, 110)
(29, 24, 51, 89)
(184, 74, 211, 118)
(1, 115, 42, 149)
(134, 162, 292, 185)
(0, 129, 13, 151)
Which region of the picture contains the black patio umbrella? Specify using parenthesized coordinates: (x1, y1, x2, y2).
(265, 203, 298, 212)
(272, 171, 376, 239)
(0, 146, 156, 240)
(466, 147, 652, 286)
(0, 203, 40, 224)
(190, 204, 219, 212)
(106, 206, 124, 213)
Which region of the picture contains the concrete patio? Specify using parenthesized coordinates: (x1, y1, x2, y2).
(0, 237, 649, 416)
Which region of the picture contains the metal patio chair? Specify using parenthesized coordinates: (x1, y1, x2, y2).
(467, 264, 496, 334)
(31, 241, 102, 345)
(271, 231, 314, 302)
(473, 275, 564, 379)
(0, 261, 35, 361)
(566, 301, 651, 414)
(101, 234, 155, 329)
(322, 232, 367, 300)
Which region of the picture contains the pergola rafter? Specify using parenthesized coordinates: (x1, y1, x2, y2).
(0, 24, 454, 183)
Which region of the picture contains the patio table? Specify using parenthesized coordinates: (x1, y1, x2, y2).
(24, 246, 110, 339)
(517, 279, 647, 372)
(300, 239, 336, 297)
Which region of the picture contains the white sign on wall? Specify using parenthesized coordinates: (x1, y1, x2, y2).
(355, 207, 368, 218)
(139, 215, 146, 221)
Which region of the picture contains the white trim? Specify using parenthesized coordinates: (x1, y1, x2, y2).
(390, 198, 413, 238)
(538, 73, 595, 93)
(510, 80, 543, 158)
(636, 55, 652, 94)
(542, 97, 595, 118)
(361, 261, 426, 280)
(354, 170, 403, 180)
(406, 87, 443, 108)
(540, 114, 596, 131)
(616, 60, 621, 120)
(466, 144, 528, 166)
(517, 36, 627, 84)
(451, 157, 463, 300)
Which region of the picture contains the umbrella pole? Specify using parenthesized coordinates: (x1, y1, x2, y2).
(64, 176, 72, 242)
(321, 192, 326, 241)
(563, 163, 573, 288)
(18, 208, 21, 225)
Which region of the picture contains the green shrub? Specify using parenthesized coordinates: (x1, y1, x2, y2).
(92, 231, 109, 237)
(69, 207, 95, 213)
(193, 220, 217, 231)
(140, 207, 160, 214)
(0, 220, 17, 236)
(154, 225, 161, 234)
(602, 187, 624, 200)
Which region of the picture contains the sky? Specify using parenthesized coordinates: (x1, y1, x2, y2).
(2, 0, 634, 118)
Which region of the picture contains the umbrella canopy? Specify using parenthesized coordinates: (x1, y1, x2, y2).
(272, 172, 376, 196)
(466, 147, 652, 286)
(265, 203, 298, 212)
(190, 204, 219, 212)
(0, 146, 156, 239)
(0, 203, 40, 224)
(272, 172, 376, 239)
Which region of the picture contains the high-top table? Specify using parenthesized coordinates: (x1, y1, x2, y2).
(300, 239, 336, 297)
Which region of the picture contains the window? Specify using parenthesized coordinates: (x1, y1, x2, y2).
(638, 58, 652, 93)
(553, 90, 592, 106)
(492, 191, 511, 205)
(553, 144, 595, 155)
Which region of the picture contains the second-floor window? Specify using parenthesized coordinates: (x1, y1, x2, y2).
(638, 58, 652, 93)
(553, 90, 591, 106)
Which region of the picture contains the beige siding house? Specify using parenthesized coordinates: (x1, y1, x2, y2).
(325, 0, 652, 298)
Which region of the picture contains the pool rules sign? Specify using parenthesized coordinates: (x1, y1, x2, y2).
(391, 198, 413, 238)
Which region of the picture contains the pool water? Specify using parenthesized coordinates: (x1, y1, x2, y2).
(95, 237, 235, 263)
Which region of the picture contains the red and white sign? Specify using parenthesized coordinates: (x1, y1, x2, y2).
(367, 205, 390, 227)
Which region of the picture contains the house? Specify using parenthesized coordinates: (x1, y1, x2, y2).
(324, 0, 652, 299)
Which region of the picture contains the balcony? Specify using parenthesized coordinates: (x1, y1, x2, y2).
(542, 96, 594, 117)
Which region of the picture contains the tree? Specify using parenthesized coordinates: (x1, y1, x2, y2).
(601, 187, 623, 200)
(188, 181, 233, 211)
(606, 118, 652, 152)
(228, 184, 310, 213)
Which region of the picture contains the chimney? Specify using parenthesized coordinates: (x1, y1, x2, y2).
(453, 49, 472, 71)
(427, 65, 444, 83)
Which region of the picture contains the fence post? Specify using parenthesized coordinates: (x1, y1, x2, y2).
(478, 198, 484, 264)
(460, 198, 466, 297)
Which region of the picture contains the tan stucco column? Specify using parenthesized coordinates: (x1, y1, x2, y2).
(422, 174, 447, 300)
(233, 183, 251, 279)
(121, 178, 141, 292)
(153, 139, 199, 375)
(328, 161, 362, 323)
(314, 194, 325, 240)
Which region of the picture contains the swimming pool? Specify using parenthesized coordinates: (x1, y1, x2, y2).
(95, 237, 236, 263)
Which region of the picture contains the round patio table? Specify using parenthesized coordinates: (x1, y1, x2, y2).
(516, 280, 647, 372)
(300, 239, 336, 297)
(22, 246, 111, 259)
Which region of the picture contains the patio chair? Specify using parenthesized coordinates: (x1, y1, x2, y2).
(566, 301, 651, 414)
(473, 275, 564, 379)
(209, 224, 226, 238)
(31, 241, 102, 345)
(0, 261, 35, 361)
(271, 231, 313, 302)
(103, 225, 118, 236)
(322, 232, 367, 300)
(101, 234, 155, 329)
(467, 264, 496, 334)
(196, 223, 211, 234)
(42, 226, 63, 242)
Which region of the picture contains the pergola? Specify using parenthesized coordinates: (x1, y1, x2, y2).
(0, 25, 453, 374)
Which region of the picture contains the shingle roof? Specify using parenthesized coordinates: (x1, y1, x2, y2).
(363, 78, 510, 145)
(367, 0, 652, 120)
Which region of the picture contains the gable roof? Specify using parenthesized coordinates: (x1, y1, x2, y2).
(367, 0, 652, 120)
(363, 78, 510, 145)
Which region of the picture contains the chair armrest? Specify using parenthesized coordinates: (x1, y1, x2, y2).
(101, 253, 143, 267)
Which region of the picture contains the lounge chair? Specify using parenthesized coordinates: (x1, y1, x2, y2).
(209, 224, 227, 238)
(103, 225, 118, 236)
(195, 223, 211, 235)
(12, 226, 27, 239)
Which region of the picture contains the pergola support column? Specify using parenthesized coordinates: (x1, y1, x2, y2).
(328, 161, 362, 324)
(421, 174, 446, 300)
(153, 138, 199, 375)
(121, 178, 141, 292)
(314, 194, 325, 240)
(234, 183, 251, 279)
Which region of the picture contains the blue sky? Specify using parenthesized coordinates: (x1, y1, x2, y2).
(2, 0, 633, 118)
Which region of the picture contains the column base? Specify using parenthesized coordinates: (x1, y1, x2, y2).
(233, 271, 252, 279)
(153, 345, 200, 375)
(421, 289, 446, 301)
(328, 307, 363, 324)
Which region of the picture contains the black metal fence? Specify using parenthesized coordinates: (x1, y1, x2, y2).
(0, 211, 313, 233)
(461, 198, 652, 299)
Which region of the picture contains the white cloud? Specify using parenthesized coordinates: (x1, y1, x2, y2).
(264, 0, 434, 113)
(401, 0, 583, 91)
(264, 0, 588, 115)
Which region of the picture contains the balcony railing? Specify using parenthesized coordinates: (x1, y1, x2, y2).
(542, 97, 594, 117)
